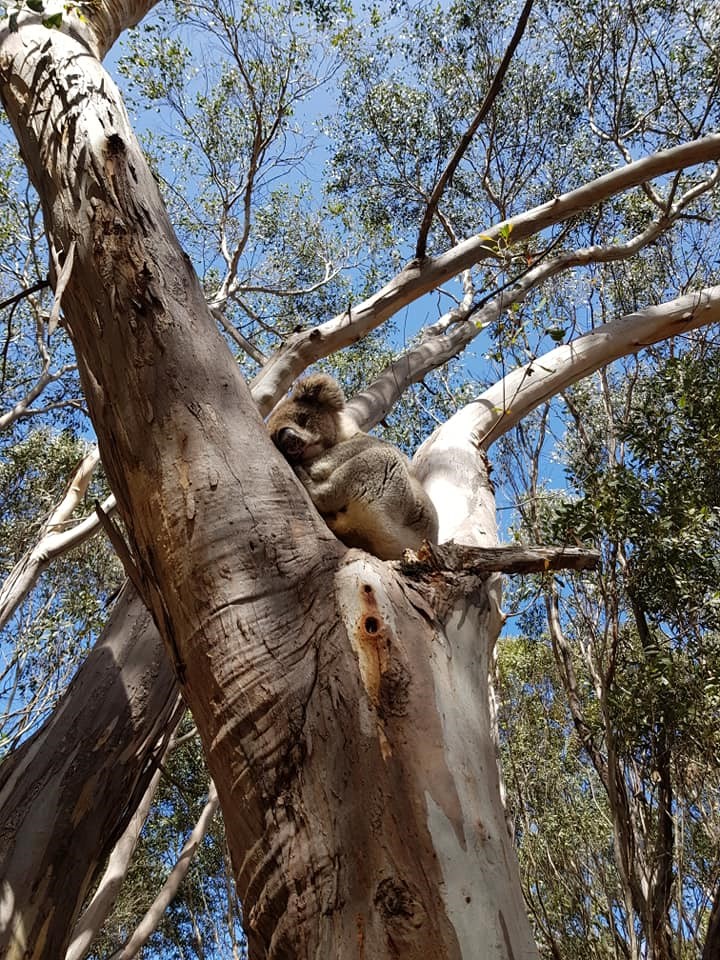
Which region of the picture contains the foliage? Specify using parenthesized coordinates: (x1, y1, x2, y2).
(499, 344, 720, 956)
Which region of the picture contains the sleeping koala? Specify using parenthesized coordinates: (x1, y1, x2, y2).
(267, 374, 438, 560)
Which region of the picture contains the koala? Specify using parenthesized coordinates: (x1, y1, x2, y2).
(267, 374, 438, 560)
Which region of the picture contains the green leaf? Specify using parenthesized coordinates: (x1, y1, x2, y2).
(546, 327, 567, 342)
(27, 0, 44, 11)
(42, 12, 62, 28)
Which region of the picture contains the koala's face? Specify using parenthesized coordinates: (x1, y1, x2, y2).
(268, 398, 341, 464)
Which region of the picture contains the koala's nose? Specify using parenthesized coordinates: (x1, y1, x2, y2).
(275, 427, 304, 459)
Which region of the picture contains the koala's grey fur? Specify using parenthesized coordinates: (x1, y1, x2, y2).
(267, 374, 439, 560)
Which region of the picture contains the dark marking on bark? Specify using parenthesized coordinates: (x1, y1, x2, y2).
(274, 735, 306, 798)
(364, 616, 379, 634)
(499, 909, 516, 960)
(374, 877, 419, 920)
(378, 660, 411, 718)
(356, 914, 365, 960)
(106, 132, 125, 156)
(374, 876, 426, 954)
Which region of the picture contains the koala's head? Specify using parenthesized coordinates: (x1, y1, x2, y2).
(267, 373, 352, 463)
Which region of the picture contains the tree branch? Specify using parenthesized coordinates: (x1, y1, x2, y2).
(65, 762, 166, 960)
(418, 284, 720, 469)
(108, 783, 220, 960)
(415, 0, 535, 260)
(0, 449, 114, 631)
(251, 133, 720, 413)
(348, 181, 717, 432)
(401, 541, 600, 576)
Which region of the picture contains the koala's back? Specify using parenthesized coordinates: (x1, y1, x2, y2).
(304, 433, 438, 560)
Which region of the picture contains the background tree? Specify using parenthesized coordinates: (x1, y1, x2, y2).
(497, 343, 720, 959)
(0, 0, 719, 958)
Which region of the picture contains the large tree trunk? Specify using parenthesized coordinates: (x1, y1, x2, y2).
(0, 585, 182, 959)
(0, 8, 536, 958)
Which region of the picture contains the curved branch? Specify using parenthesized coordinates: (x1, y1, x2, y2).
(0, 363, 78, 431)
(348, 174, 717, 432)
(251, 132, 720, 413)
(413, 285, 720, 542)
(476, 285, 720, 447)
(0, 447, 116, 631)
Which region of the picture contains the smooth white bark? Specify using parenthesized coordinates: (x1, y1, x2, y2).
(251, 134, 720, 413)
(414, 284, 720, 506)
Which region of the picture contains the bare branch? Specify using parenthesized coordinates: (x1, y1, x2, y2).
(251, 133, 720, 413)
(211, 306, 267, 365)
(0, 363, 79, 431)
(421, 284, 720, 461)
(0, 448, 115, 631)
(413, 285, 720, 544)
(0, 277, 49, 312)
(65, 766, 164, 960)
(401, 541, 600, 577)
(415, 0, 535, 260)
(348, 169, 719, 432)
(235, 263, 341, 299)
(108, 782, 220, 960)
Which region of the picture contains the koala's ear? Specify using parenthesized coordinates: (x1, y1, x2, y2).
(293, 374, 345, 411)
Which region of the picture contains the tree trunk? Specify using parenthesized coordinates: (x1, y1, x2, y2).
(0, 584, 182, 959)
(0, 9, 537, 958)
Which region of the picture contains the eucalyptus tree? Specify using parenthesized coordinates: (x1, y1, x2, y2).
(0, 1, 719, 959)
(496, 344, 720, 960)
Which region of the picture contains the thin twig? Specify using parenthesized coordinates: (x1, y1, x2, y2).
(415, 0, 535, 260)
